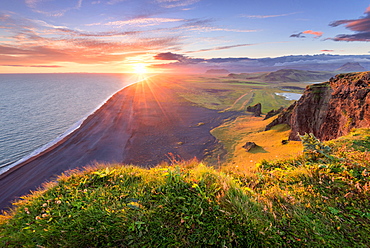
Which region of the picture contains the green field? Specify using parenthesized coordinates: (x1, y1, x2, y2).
(168, 74, 305, 113)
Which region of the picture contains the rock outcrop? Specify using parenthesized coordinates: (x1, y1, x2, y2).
(242, 142, 258, 151)
(264, 107, 284, 120)
(246, 103, 262, 117)
(266, 72, 370, 141)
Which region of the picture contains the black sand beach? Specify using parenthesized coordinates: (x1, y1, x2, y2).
(0, 76, 240, 211)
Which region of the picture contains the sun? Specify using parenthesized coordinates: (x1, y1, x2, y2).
(133, 63, 148, 74)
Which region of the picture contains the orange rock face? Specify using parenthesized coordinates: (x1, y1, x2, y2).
(266, 72, 370, 141)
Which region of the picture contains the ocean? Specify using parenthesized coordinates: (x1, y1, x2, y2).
(0, 73, 137, 174)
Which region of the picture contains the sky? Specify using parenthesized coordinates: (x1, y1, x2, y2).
(0, 0, 370, 73)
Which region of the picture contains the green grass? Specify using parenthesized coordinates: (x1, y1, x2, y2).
(165, 74, 303, 112)
(247, 88, 294, 113)
(0, 163, 262, 247)
(1, 129, 369, 247)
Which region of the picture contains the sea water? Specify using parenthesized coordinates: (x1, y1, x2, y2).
(275, 92, 302, 101)
(0, 73, 136, 174)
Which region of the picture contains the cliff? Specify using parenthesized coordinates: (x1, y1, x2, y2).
(266, 72, 370, 141)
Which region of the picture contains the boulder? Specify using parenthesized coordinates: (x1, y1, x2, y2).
(246, 103, 262, 117)
(242, 142, 258, 151)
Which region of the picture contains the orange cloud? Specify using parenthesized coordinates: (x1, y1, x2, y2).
(302, 30, 323, 37)
(0, 13, 181, 69)
(329, 6, 370, 41)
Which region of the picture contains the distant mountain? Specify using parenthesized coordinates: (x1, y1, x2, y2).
(205, 69, 230, 74)
(228, 69, 335, 83)
(261, 69, 335, 82)
(336, 62, 366, 72)
(158, 53, 370, 73)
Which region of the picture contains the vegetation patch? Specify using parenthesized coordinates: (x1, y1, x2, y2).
(211, 116, 302, 171)
(0, 163, 263, 247)
(0, 129, 369, 247)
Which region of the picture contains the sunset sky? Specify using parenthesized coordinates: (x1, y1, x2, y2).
(0, 0, 370, 73)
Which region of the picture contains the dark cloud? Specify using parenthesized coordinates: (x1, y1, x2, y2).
(290, 30, 323, 38)
(154, 52, 188, 61)
(290, 32, 305, 38)
(329, 6, 370, 41)
(154, 52, 205, 64)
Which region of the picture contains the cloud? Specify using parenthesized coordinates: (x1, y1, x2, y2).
(154, 52, 205, 65)
(173, 18, 257, 33)
(154, 52, 188, 61)
(302, 30, 323, 37)
(196, 27, 258, 33)
(2, 64, 63, 68)
(321, 49, 334, 52)
(56, 28, 141, 37)
(25, 0, 83, 17)
(241, 12, 299, 19)
(187, 43, 253, 53)
(290, 30, 323, 38)
(290, 32, 305, 38)
(329, 5, 370, 41)
(103, 17, 183, 27)
(0, 13, 180, 66)
(107, 0, 126, 5)
(156, 0, 201, 9)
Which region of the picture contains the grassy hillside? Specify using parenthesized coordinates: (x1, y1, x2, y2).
(163, 74, 304, 113)
(1, 129, 369, 247)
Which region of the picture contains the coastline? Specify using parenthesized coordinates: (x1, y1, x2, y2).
(0, 76, 144, 175)
(0, 76, 241, 211)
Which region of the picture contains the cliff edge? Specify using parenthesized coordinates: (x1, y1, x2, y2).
(266, 71, 370, 141)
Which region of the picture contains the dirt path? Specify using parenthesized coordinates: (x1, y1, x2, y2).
(0, 76, 240, 211)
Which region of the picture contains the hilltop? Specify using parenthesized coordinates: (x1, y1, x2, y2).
(336, 62, 366, 72)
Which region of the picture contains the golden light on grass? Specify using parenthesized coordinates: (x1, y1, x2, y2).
(211, 116, 302, 173)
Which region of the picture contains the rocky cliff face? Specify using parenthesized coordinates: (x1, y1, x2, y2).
(266, 72, 370, 141)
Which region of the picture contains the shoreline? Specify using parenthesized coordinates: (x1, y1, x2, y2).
(0, 76, 242, 211)
(0, 76, 149, 175)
